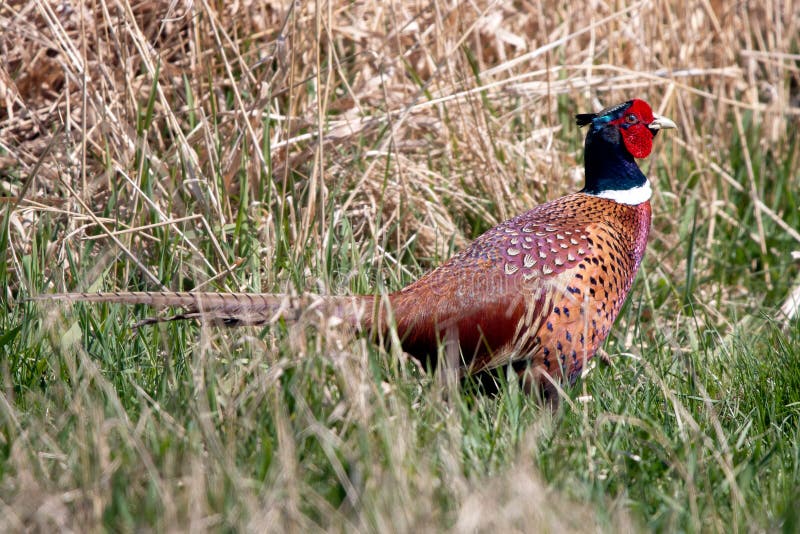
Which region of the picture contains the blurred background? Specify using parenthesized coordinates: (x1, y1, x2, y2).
(3, 0, 798, 326)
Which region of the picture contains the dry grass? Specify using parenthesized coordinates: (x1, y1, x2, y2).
(2, 0, 800, 530)
(3, 0, 799, 314)
(3, 0, 796, 284)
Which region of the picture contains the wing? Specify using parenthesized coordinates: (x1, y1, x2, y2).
(386, 193, 598, 370)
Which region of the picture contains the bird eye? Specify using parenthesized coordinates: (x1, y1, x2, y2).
(625, 113, 637, 123)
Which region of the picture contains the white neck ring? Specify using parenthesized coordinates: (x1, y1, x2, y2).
(591, 179, 652, 205)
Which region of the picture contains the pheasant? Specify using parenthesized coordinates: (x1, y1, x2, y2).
(37, 99, 675, 397)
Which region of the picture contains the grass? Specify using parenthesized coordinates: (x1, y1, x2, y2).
(2, 0, 800, 531)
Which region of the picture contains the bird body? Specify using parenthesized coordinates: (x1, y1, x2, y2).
(37, 99, 675, 395)
(383, 193, 653, 386)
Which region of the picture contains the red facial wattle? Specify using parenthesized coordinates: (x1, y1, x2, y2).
(620, 123, 654, 159)
(613, 99, 657, 159)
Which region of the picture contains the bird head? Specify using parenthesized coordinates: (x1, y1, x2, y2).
(576, 99, 676, 159)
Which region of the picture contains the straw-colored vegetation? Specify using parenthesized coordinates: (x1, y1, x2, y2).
(2, 0, 799, 531)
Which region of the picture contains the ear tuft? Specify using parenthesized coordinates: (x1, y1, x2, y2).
(577, 100, 637, 128)
(575, 113, 596, 127)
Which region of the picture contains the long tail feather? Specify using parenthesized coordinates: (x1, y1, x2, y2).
(32, 292, 376, 328)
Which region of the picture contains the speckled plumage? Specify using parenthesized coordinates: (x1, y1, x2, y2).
(381, 193, 652, 388)
(36, 99, 675, 397)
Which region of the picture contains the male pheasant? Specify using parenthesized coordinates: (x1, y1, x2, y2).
(37, 99, 676, 396)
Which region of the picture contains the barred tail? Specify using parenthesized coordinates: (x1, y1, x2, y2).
(32, 292, 377, 329)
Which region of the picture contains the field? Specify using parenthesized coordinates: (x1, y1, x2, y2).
(2, 0, 800, 531)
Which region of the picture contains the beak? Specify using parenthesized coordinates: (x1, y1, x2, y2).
(649, 113, 677, 130)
